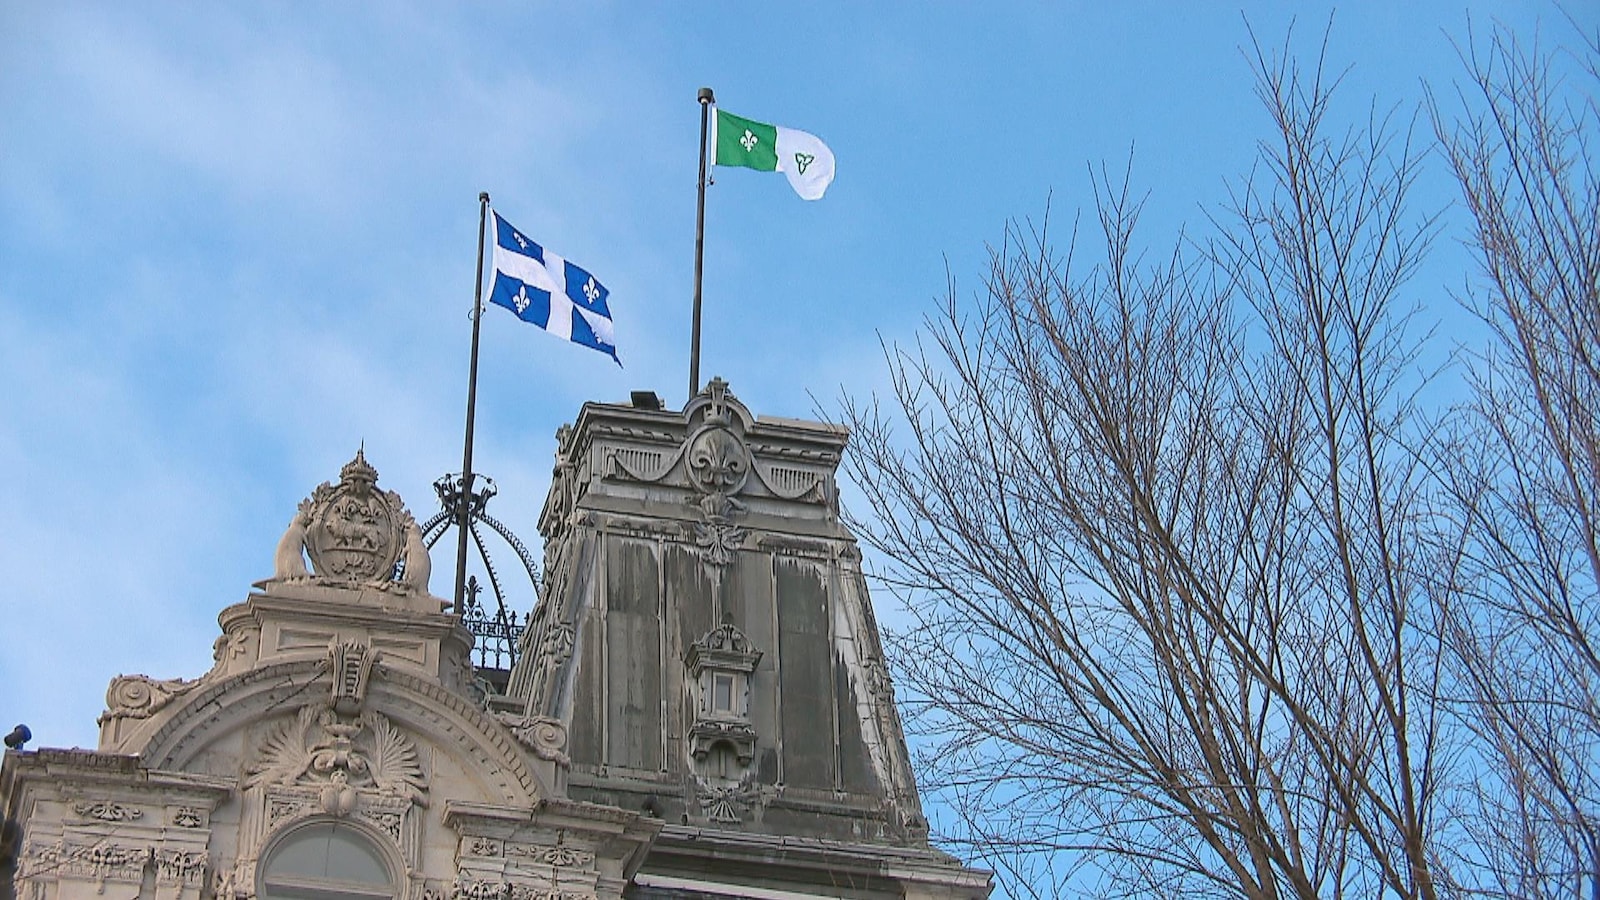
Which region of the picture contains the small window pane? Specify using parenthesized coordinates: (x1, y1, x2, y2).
(712, 674, 734, 712)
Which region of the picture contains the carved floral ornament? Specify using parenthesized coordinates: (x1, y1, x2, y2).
(20, 844, 208, 887)
(460, 836, 595, 869)
(270, 449, 432, 592)
(72, 800, 142, 822)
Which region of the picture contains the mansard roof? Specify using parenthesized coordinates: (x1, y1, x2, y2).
(506, 379, 934, 848)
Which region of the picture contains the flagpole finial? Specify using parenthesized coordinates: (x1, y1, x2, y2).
(479, 191, 490, 204)
(698, 87, 714, 105)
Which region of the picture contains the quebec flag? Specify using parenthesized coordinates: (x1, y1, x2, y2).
(487, 210, 619, 365)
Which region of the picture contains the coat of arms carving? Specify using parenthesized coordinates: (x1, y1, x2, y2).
(269, 449, 432, 592)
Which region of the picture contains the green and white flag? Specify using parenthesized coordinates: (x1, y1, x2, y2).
(712, 108, 835, 201)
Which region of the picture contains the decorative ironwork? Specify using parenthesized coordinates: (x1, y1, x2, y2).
(460, 578, 524, 672)
(424, 473, 535, 694)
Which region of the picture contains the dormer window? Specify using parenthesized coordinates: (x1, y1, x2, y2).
(685, 623, 763, 767)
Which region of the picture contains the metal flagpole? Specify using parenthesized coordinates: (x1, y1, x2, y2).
(689, 86, 714, 401)
(454, 191, 491, 615)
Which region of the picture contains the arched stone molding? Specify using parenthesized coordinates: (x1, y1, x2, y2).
(115, 658, 323, 761)
(363, 673, 550, 806)
(126, 660, 548, 809)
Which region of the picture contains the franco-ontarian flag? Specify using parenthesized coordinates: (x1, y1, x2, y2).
(713, 108, 835, 201)
(487, 210, 619, 365)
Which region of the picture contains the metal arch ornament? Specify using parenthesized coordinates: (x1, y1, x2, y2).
(422, 472, 538, 675)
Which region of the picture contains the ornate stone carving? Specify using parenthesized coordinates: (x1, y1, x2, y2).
(398, 511, 433, 593)
(694, 776, 763, 825)
(172, 805, 203, 828)
(540, 621, 575, 665)
(687, 719, 758, 765)
(329, 638, 378, 715)
(861, 656, 896, 699)
(267, 793, 313, 830)
(692, 520, 747, 568)
(451, 878, 597, 900)
(685, 623, 763, 766)
(526, 618, 576, 711)
(452, 878, 510, 899)
(689, 622, 758, 660)
(154, 848, 208, 884)
(358, 800, 405, 842)
(310, 450, 400, 580)
(688, 426, 750, 504)
(506, 844, 596, 868)
(211, 863, 238, 899)
(212, 630, 250, 665)
(245, 705, 427, 813)
(72, 800, 142, 822)
(273, 497, 315, 579)
(99, 674, 194, 724)
(683, 379, 753, 578)
(21, 841, 149, 883)
(494, 712, 570, 768)
(269, 449, 428, 592)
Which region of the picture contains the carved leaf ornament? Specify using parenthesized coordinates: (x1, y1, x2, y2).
(245, 706, 427, 813)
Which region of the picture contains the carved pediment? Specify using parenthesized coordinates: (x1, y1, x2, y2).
(685, 623, 762, 674)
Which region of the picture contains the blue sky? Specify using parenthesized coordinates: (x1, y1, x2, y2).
(0, 0, 1583, 793)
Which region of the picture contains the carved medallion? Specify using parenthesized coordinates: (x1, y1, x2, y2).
(687, 426, 750, 504)
(302, 450, 404, 581)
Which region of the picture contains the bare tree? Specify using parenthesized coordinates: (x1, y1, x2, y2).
(1430, 20, 1600, 900)
(842, 36, 1455, 900)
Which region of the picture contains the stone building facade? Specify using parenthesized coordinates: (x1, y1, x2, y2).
(0, 381, 990, 900)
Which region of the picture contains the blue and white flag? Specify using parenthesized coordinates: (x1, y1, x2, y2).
(488, 210, 619, 364)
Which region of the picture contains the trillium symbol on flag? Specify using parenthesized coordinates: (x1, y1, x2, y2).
(487, 210, 620, 365)
(711, 108, 835, 200)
